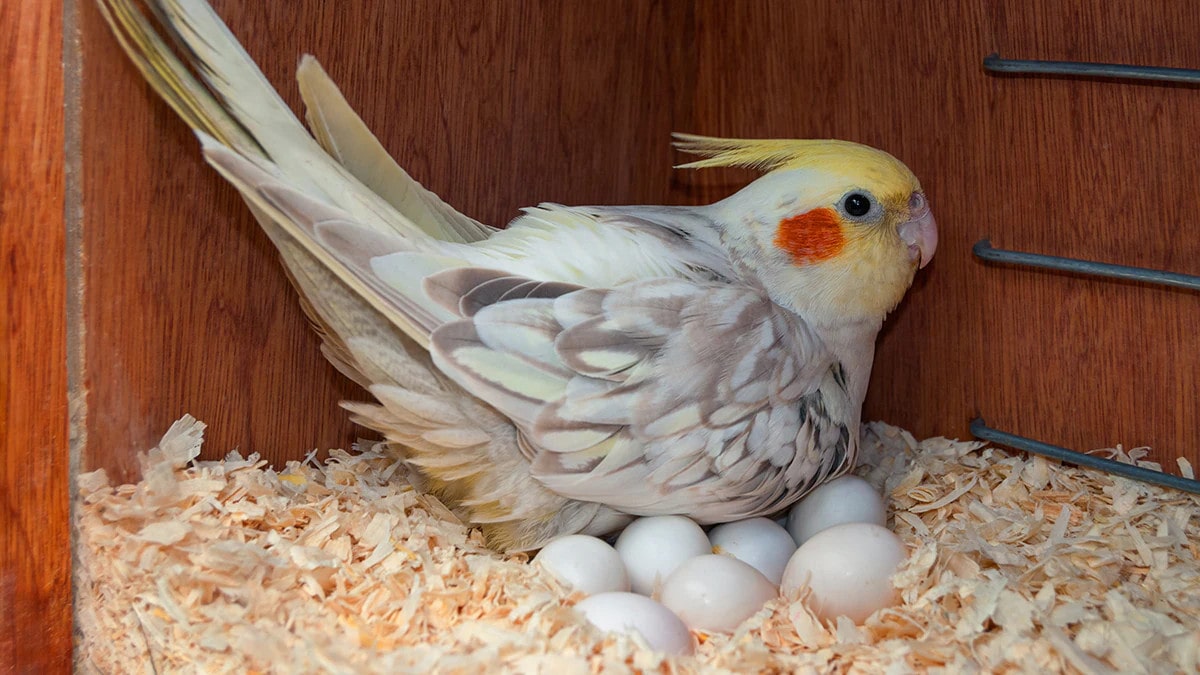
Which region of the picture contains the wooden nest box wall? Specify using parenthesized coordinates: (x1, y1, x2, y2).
(78, 0, 1200, 479)
(4, 1, 1198, 671)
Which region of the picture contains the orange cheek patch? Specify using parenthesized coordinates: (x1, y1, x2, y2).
(774, 208, 846, 263)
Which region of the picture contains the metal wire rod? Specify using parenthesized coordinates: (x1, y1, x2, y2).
(970, 418, 1200, 495)
(983, 53, 1200, 84)
(973, 239, 1200, 291)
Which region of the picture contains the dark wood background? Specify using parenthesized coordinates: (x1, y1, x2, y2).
(79, 0, 1199, 482)
(0, 0, 1188, 671)
(79, 1, 1200, 478)
(3, 0, 70, 670)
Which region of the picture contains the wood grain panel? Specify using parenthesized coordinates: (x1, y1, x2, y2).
(970, 2, 1200, 461)
(911, 1, 1197, 462)
(81, 0, 1197, 487)
(967, 1, 1200, 462)
(1, 0, 72, 671)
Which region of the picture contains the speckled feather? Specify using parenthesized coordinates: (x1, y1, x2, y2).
(427, 271, 855, 523)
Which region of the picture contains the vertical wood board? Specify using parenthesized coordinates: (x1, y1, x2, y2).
(1, 0, 72, 671)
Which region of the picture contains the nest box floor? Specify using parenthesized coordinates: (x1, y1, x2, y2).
(75, 418, 1200, 673)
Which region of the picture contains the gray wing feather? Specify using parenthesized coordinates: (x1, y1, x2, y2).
(429, 273, 858, 522)
(423, 268, 581, 318)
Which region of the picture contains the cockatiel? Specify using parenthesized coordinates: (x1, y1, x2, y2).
(99, 0, 937, 551)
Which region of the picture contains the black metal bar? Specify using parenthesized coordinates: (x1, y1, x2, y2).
(973, 239, 1200, 291)
(970, 418, 1200, 495)
(984, 53, 1200, 84)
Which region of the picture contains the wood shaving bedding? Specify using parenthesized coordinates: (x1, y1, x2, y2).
(75, 417, 1200, 673)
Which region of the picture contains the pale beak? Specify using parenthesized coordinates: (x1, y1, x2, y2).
(898, 192, 938, 268)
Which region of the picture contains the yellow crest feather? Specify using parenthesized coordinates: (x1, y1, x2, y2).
(672, 132, 916, 185)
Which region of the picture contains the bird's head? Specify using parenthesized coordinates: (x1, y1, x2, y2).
(675, 134, 937, 327)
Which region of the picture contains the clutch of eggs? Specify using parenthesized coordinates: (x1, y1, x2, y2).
(532, 475, 906, 654)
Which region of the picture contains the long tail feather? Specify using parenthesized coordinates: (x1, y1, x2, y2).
(101, 0, 459, 243)
(295, 56, 497, 244)
(198, 135, 452, 348)
(96, 0, 258, 151)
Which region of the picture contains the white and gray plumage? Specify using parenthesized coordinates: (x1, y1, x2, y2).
(99, 0, 938, 551)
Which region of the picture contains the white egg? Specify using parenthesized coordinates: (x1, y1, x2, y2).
(574, 592, 695, 655)
(533, 535, 630, 595)
(708, 517, 796, 585)
(786, 475, 887, 545)
(659, 554, 778, 633)
(615, 516, 710, 596)
(780, 522, 907, 623)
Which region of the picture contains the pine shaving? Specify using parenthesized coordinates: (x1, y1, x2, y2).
(76, 417, 1200, 673)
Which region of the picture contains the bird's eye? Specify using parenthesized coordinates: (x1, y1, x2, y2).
(843, 193, 872, 217)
